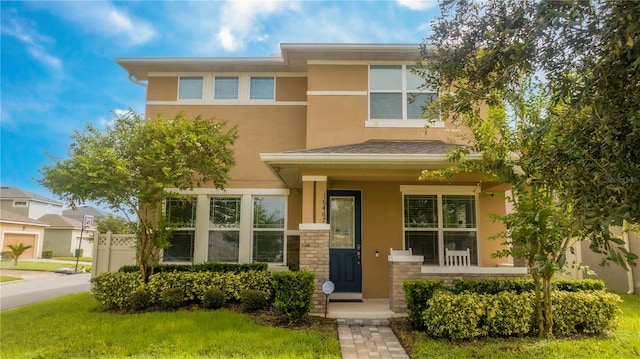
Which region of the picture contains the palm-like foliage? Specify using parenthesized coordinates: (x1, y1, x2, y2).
(6, 243, 33, 266)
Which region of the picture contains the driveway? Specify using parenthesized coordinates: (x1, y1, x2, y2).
(0, 270, 91, 311)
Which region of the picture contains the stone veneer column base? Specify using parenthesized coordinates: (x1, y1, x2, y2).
(389, 255, 424, 312)
(298, 224, 330, 314)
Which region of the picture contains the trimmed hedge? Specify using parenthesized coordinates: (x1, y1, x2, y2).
(118, 262, 268, 274)
(402, 280, 444, 328)
(423, 291, 620, 340)
(91, 270, 272, 310)
(451, 278, 606, 294)
(270, 270, 315, 322)
(90, 272, 142, 310)
(241, 289, 267, 312)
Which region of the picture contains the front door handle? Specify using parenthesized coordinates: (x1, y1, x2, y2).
(356, 244, 361, 265)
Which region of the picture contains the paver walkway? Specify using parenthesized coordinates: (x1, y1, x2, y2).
(337, 318, 410, 359)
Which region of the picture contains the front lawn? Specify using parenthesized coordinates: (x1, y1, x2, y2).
(0, 292, 340, 359)
(391, 293, 640, 359)
(0, 261, 91, 272)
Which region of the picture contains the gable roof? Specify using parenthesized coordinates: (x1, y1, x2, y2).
(0, 186, 63, 206)
(0, 209, 48, 227)
(62, 206, 110, 222)
(260, 140, 479, 187)
(38, 214, 84, 230)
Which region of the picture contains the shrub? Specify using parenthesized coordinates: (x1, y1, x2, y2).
(551, 291, 620, 335)
(424, 292, 489, 340)
(402, 280, 444, 328)
(553, 278, 605, 292)
(119, 262, 267, 274)
(90, 272, 141, 310)
(451, 279, 533, 294)
(241, 289, 267, 312)
(485, 291, 535, 337)
(161, 288, 185, 310)
(130, 288, 152, 311)
(41, 250, 53, 259)
(202, 287, 226, 309)
(270, 270, 315, 322)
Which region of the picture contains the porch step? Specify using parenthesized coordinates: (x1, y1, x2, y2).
(337, 318, 390, 326)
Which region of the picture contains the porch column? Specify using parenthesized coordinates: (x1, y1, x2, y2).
(388, 251, 424, 313)
(299, 176, 330, 314)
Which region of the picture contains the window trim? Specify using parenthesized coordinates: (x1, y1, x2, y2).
(163, 197, 197, 263)
(208, 196, 242, 263)
(251, 195, 287, 264)
(367, 64, 443, 128)
(401, 186, 479, 266)
(177, 76, 204, 100)
(249, 76, 276, 100)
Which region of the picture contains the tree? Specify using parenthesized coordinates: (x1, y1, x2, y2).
(6, 243, 33, 266)
(40, 110, 237, 281)
(420, 0, 639, 335)
(96, 215, 136, 234)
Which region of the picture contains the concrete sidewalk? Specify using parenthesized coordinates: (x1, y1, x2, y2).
(0, 270, 91, 311)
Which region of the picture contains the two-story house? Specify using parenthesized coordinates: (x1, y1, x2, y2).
(116, 43, 527, 312)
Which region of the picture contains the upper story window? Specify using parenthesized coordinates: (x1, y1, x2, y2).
(13, 201, 27, 207)
(250, 77, 275, 100)
(214, 76, 239, 100)
(369, 65, 438, 125)
(178, 76, 204, 99)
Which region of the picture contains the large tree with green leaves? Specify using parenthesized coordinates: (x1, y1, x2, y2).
(420, 0, 639, 336)
(40, 110, 237, 281)
(422, 0, 639, 260)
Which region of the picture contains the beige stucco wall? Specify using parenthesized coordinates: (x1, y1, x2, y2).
(146, 104, 306, 189)
(147, 77, 178, 101)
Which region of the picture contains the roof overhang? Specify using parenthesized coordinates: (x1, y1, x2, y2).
(260, 152, 482, 188)
(116, 43, 427, 81)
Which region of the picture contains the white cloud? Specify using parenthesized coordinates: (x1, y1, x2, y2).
(43, 2, 156, 46)
(1, 11, 63, 70)
(396, 0, 439, 11)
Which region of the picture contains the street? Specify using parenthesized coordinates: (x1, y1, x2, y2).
(0, 270, 91, 311)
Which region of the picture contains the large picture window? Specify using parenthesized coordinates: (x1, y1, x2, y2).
(404, 194, 477, 265)
(164, 197, 196, 262)
(208, 197, 241, 262)
(369, 65, 437, 121)
(252, 196, 285, 263)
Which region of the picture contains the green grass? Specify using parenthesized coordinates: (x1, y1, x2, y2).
(0, 261, 91, 272)
(0, 293, 341, 359)
(397, 293, 640, 359)
(53, 256, 93, 262)
(0, 275, 21, 282)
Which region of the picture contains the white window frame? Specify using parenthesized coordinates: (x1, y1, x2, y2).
(367, 64, 443, 128)
(208, 196, 242, 263)
(213, 76, 240, 100)
(177, 76, 204, 100)
(162, 197, 197, 263)
(401, 186, 478, 266)
(251, 195, 287, 264)
(249, 76, 275, 100)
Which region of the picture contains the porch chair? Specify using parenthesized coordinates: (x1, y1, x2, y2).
(445, 248, 470, 267)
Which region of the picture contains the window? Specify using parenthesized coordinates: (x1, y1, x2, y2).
(369, 65, 437, 121)
(404, 194, 477, 265)
(214, 76, 239, 100)
(208, 197, 241, 262)
(252, 196, 285, 262)
(250, 77, 275, 100)
(13, 201, 27, 207)
(178, 76, 203, 99)
(164, 197, 196, 262)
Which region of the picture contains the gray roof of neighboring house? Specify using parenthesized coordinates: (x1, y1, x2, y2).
(62, 206, 111, 221)
(284, 140, 465, 155)
(0, 186, 63, 205)
(0, 209, 48, 226)
(38, 214, 85, 230)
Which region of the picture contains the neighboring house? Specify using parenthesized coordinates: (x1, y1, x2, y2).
(62, 205, 110, 224)
(115, 43, 530, 312)
(39, 214, 95, 258)
(0, 186, 63, 219)
(0, 210, 48, 260)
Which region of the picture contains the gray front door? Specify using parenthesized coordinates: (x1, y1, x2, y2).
(328, 190, 362, 293)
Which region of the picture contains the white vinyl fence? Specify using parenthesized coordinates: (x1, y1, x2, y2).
(91, 232, 136, 277)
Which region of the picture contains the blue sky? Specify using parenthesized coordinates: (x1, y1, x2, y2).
(1, 0, 440, 208)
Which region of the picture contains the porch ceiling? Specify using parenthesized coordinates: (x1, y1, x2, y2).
(260, 140, 482, 188)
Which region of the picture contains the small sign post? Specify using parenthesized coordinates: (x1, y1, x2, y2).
(321, 280, 335, 318)
(75, 215, 93, 273)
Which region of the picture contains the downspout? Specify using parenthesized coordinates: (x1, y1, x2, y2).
(623, 220, 635, 295)
(128, 73, 147, 87)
